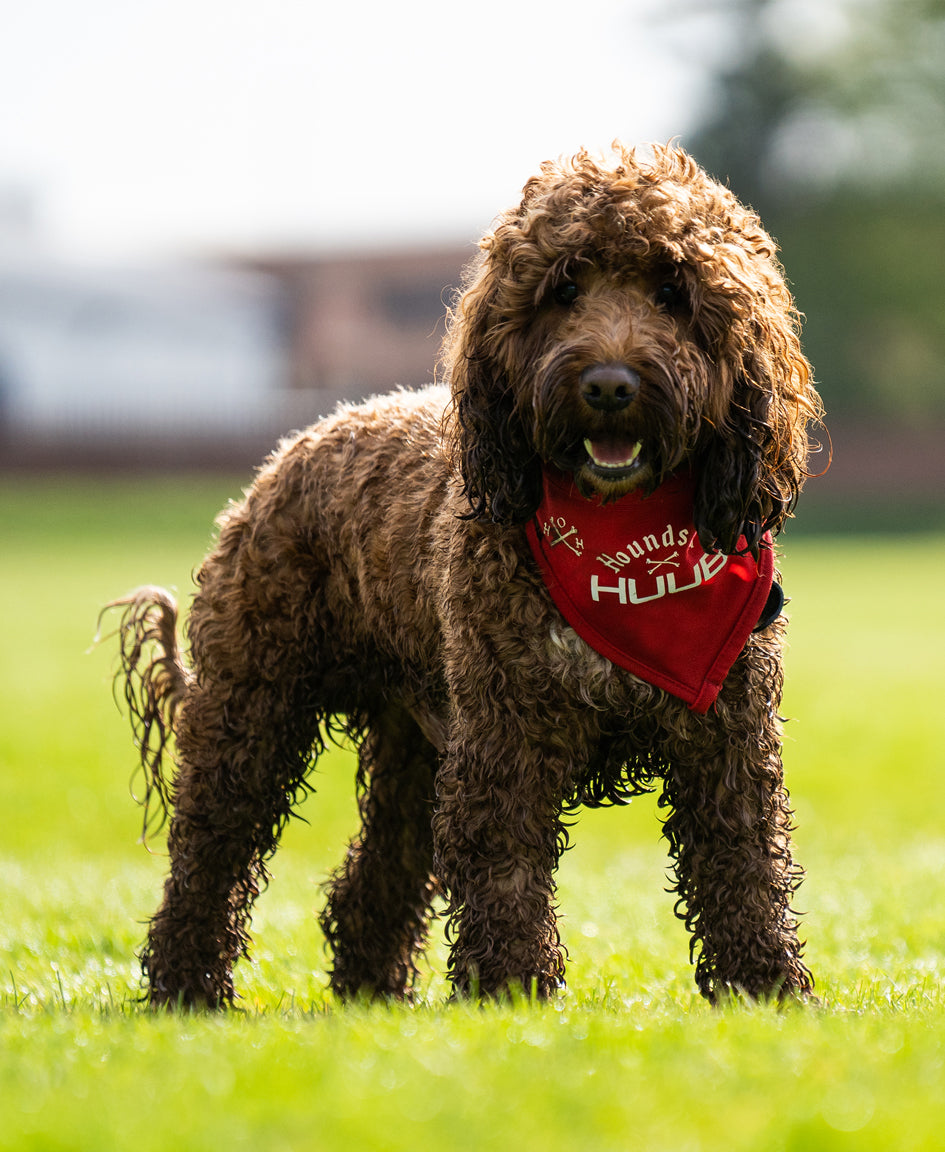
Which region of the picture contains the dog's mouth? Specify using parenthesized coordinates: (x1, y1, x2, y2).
(582, 436, 644, 479)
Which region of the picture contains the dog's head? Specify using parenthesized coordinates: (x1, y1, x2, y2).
(443, 143, 823, 554)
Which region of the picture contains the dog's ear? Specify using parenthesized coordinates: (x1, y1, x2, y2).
(442, 250, 542, 524)
(694, 292, 822, 556)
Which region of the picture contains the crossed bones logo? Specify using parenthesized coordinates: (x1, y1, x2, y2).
(542, 515, 584, 557)
(646, 551, 680, 573)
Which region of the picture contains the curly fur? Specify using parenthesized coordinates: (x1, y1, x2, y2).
(107, 143, 822, 1008)
(444, 144, 817, 555)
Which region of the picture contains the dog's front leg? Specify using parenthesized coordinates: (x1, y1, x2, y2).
(433, 718, 572, 999)
(659, 671, 814, 1002)
(430, 529, 597, 999)
(432, 639, 599, 1001)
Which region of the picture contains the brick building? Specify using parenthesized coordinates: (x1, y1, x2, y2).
(240, 244, 476, 399)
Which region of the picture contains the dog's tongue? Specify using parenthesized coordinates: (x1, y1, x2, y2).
(585, 437, 642, 468)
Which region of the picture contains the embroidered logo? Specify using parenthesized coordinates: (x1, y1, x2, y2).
(646, 551, 679, 573)
(525, 466, 774, 713)
(590, 548, 729, 605)
(541, 514, 584, 557)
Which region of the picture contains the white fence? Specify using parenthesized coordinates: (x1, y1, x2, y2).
(0, 258, 348, 452)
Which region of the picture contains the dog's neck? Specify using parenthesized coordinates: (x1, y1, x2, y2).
(526, 467, 775, 712)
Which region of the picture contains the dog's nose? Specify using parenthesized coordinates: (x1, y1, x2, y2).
(580, 363, 640, 412)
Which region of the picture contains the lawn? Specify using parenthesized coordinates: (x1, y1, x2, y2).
(1, 474, 944, 1151)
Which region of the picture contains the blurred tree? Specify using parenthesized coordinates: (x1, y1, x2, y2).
(672, 0, 945, 421)
(670, 0, 796, 219)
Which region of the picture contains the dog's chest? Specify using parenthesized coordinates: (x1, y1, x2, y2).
(543, 620, 641, 708)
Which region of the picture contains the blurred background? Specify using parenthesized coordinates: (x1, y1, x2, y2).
(1, 0, 943, 524)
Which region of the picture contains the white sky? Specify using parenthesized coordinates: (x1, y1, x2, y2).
(0, 0, 709, 259)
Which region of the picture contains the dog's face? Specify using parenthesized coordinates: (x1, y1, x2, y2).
(504, 260, 725, 505)
(445, 144, 821, 553)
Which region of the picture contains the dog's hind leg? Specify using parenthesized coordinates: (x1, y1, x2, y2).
(320, 701, 439, 1001)
(141, 657, 324, 1009)
(135, 511, 332, 1009)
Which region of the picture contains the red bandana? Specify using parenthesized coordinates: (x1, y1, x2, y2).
(525, 468, 774, 713)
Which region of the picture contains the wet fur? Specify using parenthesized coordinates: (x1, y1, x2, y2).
(108, 144, 821, 1007)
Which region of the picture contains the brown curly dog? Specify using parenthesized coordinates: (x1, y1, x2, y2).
(108, 143, 823, 1008)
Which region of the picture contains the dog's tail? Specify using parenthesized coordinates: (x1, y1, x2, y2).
(99, 586, 192, 841)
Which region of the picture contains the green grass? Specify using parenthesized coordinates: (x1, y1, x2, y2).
(1, 475, 944, 1151)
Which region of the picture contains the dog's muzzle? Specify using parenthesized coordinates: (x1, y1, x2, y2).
(579, 362, 645, 479)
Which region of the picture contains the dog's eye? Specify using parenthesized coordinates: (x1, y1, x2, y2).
(553, 281, 580, 306)
(656, 283, 681, 308)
